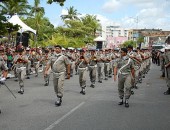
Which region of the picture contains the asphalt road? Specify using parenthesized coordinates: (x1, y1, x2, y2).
(0, 63, 170, 130)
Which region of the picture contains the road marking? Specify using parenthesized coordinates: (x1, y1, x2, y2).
(44, 102, 85, 130)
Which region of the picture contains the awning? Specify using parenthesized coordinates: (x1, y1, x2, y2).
(8, 14, 36, 34)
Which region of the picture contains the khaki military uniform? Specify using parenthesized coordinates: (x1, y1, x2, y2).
(164, 51, 170, 89)
(88, 54, 97, 87)
(78, 55, 89, 89)
(13, 54, 28, 91)
(41, 53, 51, 85)
(47, 52, 70, 98)
(114, 55, 135, 99)
(104, 53, 111, 80)
(0, 56, 8, 113)
(96, 52, 104, 82)
(30, 52, 41, 77)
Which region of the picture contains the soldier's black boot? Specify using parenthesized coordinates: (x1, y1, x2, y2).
(162, 73, 165, 77)
(80, 88, 86, 95)
(55, 97, 62, 106)
(18, 87, 24, 94)
(90, 84, 95, 88)
(44, 79, 49, 86)
(164, 88, 170, 95)
(125, 99, 129, 108)
(118, 99, 124, 105)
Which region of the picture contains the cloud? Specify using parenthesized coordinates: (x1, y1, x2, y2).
(102, 0, 121, 13)
(101, 0, 170, 30)
(61, 9, 68, 16)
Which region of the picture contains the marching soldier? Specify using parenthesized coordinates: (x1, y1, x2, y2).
(25, 47, 31, 79)
(160, 49, 165, 77)
(13, 48, 28, 94)
(45, 45, 70, 106)
(30, 49, 41, 77)
(0, 46, 8, 114)
(104, 49, 112, 80)
(96, 49, 105, 83)
(66, 49, 76, 77)
(41, 49, 51, 86)
(74, 49, 80, 75)
(77, 49, 89, 95)
(88, 49, 97, 88)
(114, 48, 135, 108)
(163, 45, 170, 95)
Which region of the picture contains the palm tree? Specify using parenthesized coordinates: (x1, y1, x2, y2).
(61, 6, 81, 21)
(0, 0, 31, 17)
(30, 0, 45, 16)
(81, 14, 101, 37)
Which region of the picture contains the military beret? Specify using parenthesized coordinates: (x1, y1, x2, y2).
(121, 48, 128, 53)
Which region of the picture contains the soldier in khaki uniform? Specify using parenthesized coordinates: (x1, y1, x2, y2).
(78, 49, 89, 95)
(25, 47, 31, 79)
(104, 49, 112, 80)
(163, 45, 170, 95)
(88, 49, 97, 88)
(13, 48, 28, 94)
(41, 49, 51, 86)
(114, 48, 135, 108)
(45, 45, 70, 106)
(30, 49, 41, 77)
(0, 47, 8, 114)
(96, 49, 105, 83)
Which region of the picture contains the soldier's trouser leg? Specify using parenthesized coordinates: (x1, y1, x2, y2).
(104, 63, 109, 79)
(134, 70, 139, 86)
(89, 67, 96, 85)
(17, 68, 26, 90)
(118, 74, 125, 99)
(124, 75, 133, 99)
(71, 62, 75, 77)
(109, 62, 112, 77)
(118, 74, 132, 99)
(75, 64, 78, 74)
(97, 63, 104, 82)
(78, 68, 87, 88)
(43, 66, 51, 84)
(34, 62, 39, 76)
(26, 61, 31, 75)
(53, 73, 65, 98)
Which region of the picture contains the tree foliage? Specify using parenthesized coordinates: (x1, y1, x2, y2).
(0, 0, 101, 48)
(0, 0, 31, 17)
(47, 0, 66, 6)
(121, 40, 137, 48)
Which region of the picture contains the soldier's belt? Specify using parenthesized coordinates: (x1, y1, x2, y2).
(52, 71, 65, 77)
(78, 67, 86, 70)
(16, 67, 26, 71)
(89, 65, 97, 68)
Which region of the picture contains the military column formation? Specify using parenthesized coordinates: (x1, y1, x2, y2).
(0, 44, 153, 113)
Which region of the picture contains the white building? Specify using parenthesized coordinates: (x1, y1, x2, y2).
(102, 24, 129, 39)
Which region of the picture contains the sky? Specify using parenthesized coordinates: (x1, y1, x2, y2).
(29, 0, 170, 30)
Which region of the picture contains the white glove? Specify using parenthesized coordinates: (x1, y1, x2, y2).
(0, 77, 6, 82)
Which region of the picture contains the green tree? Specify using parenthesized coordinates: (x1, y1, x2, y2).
(0, 0, 31, 17)
(137, 36, 144, 45)
(47, 0, 66, 6)
(61, 6, 80, 21)
(121, 40, 137, 48)
(29, 0, 45, 16)
(81, 14, 101, 37)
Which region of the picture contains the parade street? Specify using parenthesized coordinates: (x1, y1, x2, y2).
(0, 63, 170, 130)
